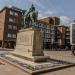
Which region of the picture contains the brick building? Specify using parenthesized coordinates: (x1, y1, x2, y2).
(40, 17, 60, 25)
(54, 25, 70, 49)
(38, 20, 51, 49)
(0, 6, 23, 48)
(56, 26, 66, 49)
(39, 17, 60, 49)
(65, 26, 70, 49)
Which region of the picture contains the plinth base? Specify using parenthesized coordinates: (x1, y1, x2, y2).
(12, 51, 49, 62)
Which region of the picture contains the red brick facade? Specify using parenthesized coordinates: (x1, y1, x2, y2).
(0, 7, 23, 48)
(40, 17, 60, 25)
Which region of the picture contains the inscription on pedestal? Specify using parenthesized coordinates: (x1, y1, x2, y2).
(17, 33, 33, 46)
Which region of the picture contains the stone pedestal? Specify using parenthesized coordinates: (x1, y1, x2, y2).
(13, 28, 49, 62)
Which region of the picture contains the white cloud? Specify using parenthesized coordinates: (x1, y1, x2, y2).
(3, 0, 22, 8)
(60, 16, 71, 25)
(45, 10, 54, 15)
(44, 10, 56, 15)
(38, 10, 56, 19)
(38, 13, 43, 19)
(38, 13, 49, 19)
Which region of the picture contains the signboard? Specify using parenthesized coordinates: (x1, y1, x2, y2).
(70, 23, 75, 45)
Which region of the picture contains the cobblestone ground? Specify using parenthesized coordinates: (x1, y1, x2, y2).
(0, 51, 75, 75)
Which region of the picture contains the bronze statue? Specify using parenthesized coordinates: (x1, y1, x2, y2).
(23, 4, 38, 28)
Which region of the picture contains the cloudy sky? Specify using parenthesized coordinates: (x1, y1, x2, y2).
(0, 0, 75, 25)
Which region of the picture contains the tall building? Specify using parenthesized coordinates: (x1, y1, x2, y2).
(56, 26, 66, 49)
(0, 6, 23, 48)
(65, 26, 70, 49)
(38, 20, 51, 49)
(50, 25, 57, 49)
(38, 17, 60, 49)
(70, 20, 75, 46)
(54, 25, 70, 49)
(49, 25, 70, 50)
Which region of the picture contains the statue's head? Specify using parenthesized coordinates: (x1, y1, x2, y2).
(30, 4, 35, 11)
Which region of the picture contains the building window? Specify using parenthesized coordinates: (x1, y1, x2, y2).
(13, 18, 16, 23)
(12, 34, 16, 38)
(9, 18, 16, 23)
(14, 12, 18, 16)
(8, 25, 12, 29)
(8, 25, 17, 30)
(43, 25, 45, 28)
(10, 11, 14, 15)
(9, 18, 13, 22)
(46, 30, 50, 33)
(7, 33, 12, 38)
(47, 39, 50, 42)
(44, 39, 50, 42)
(41, 29, 43, 32)
(13, 26, 17, 30)
(40, 24, 43, 28)
(10, 11, 18, 16)
(39, 23, 41, 27)
(45, 34, 50, 38)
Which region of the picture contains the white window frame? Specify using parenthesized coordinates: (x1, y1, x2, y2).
(10, 11, 14, 15)
(13, 26, 17, 30)
(8, 25, 12, 29)
(12, 34, 16, 38)
(9, 18, 13, 22)
(15, 12, 18, 16)
(10, 11, 18, 16)
(7, 33, 12, 38)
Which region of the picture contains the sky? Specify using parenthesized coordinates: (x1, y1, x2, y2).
(0, 0, 75, 25)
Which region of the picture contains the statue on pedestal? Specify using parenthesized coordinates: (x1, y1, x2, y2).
(23, 4, 38, 28)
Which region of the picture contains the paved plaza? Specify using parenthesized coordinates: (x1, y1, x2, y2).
(0, 58, 29, 75)
(0, 50, 75, 75)
(0, 0, 75, 75)
(45, 51, 75, 63)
